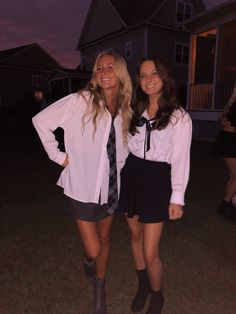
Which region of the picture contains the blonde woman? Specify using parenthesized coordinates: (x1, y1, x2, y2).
(32, 51, 132, 314)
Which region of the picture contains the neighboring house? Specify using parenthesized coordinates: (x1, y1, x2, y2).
(46, 68, 91, 103)
(0, 43, 90, 108)
(77, 0, 206, 106)
(0, 43, 61, 108)
(184, 0, 236, 140)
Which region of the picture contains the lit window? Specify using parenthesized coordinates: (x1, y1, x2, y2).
(32, 74, 43, 86)
(125, 42, 132, 60)
(175, 42, 189, 65)
(176, 1, 192, 23)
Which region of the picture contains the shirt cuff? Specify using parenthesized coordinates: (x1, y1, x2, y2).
(170, 191, 185, 206)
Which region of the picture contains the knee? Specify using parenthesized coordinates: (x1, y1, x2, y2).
(99, 234, 110, 247)
(144, 251, 160, 267)
(130, 230, 143, 243)
(86, 246, 101, 260)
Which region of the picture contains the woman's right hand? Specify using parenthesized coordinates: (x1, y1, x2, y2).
(62, 154, 69, 167)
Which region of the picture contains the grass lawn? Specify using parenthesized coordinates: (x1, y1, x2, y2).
(0, 127, 235, 314)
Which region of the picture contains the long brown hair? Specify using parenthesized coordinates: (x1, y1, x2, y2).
(79, 51, 133, 140)
(130, 55, 181, 133)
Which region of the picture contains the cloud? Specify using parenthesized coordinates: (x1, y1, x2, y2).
(0, 0, 91, 68)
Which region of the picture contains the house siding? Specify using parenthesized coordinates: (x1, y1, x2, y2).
(80, 28, 146, 79)
(151, 0, 205, 26)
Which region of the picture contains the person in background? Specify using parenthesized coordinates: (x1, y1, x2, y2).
(119, 55, 192, 314)
(212, 84, 236, 221)
(32, 51, 132, 314)
(32, 90, 48, 116)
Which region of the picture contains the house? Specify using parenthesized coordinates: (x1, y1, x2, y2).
(77, 0, 206, 106)
(46, 67, 91, 103)
(184, 0, 236, 140)
(0, 43, 90, 109)
(0, 43, 61, 108)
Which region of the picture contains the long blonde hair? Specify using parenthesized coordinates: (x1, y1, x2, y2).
(79, 51, 133, 141)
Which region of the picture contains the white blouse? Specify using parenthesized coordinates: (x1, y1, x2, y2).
(128, 109, 192, 205)
(32, 92, 129, 205)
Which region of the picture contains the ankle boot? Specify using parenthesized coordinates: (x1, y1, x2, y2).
(217, 200, 236, 221)
(83, 257, 96, 284)
(146, 290, 164, 314)
(93, 277, 107, 314)
(131, 269, 151, 312)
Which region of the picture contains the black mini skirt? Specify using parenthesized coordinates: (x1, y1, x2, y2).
(118, 153, 172, 223)
(212, 130, 236, 158)
(64, 196, 111, 222)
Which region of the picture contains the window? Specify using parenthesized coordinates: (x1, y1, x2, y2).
(32, 74, 43, 86)
(175, 42, 189, 65)
(176, 1, 192, 23)
(125, 41, 132, 60)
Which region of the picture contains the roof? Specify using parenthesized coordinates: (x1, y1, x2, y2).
(184, 0, 236, 32)
(109, 0, 166, 26)
(0, 43, 62, 67)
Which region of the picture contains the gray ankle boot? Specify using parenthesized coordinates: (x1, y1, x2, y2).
(93, 277, 107, 314)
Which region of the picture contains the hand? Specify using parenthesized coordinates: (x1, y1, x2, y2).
(169, 203, 183, 220)
(62, 154, 69, 167)
(222, 117, 231, 128)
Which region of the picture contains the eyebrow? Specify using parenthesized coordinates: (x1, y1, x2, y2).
(140, 69, 157, 74)
(97, 63, 114, 66)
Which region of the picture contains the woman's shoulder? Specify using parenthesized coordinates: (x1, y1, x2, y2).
(171, 107, 191, 125)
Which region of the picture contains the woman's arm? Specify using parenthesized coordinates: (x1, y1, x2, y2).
(32, 93, 79, 165)
(170, 112, 192, 206)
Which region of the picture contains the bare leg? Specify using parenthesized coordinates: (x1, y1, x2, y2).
(96, 215, 114, 279)
(143, 222, 163, 291)
(126, 214, 145, 270)
(75, 220, 101, 260)
(223, 158, 236, 202)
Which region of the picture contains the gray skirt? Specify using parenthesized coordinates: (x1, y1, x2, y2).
(65, 195, 111, 222)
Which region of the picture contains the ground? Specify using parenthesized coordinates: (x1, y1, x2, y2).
(0, 112, 235, 314)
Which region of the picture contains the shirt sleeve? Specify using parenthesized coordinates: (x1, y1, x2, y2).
(170, 112, 192, 205)
(32, 93, 79, 165)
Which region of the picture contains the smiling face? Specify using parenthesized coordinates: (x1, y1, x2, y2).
(95, 54, 119, 91)
(139, 60, 163, 99)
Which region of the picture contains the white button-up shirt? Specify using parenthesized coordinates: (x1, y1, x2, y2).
(32, 92, 129, 204)
(128, 109, 192, 205)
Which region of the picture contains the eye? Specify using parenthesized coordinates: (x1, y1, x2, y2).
(140, 74, 147, 80)
(107, 65, 114, 72)
(151, 71, 159, 76)
(96, 67, 102, 73)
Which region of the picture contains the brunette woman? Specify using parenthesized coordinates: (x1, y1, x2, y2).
(212, 84, 236, 221)
(119, 55, 192, 314)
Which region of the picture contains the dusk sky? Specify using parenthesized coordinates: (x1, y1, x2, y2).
(0, 0, 227, 69)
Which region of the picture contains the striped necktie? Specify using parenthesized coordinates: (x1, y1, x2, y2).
(107, 117, 118, 214)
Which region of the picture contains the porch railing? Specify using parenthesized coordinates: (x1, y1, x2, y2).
(189, 80, 235, 111)
(189, 83, 212, 110)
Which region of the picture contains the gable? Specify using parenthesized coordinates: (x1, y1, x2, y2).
(150, 0, 206, 26)
(78, 0, 125, 47)
(109, 0, 164, 25)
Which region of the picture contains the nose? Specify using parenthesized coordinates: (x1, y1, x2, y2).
(146, 74, 153, 82)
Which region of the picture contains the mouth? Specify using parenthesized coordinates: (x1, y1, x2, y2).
(145, 84, 155, 89)
(101, 78, 110, 82)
